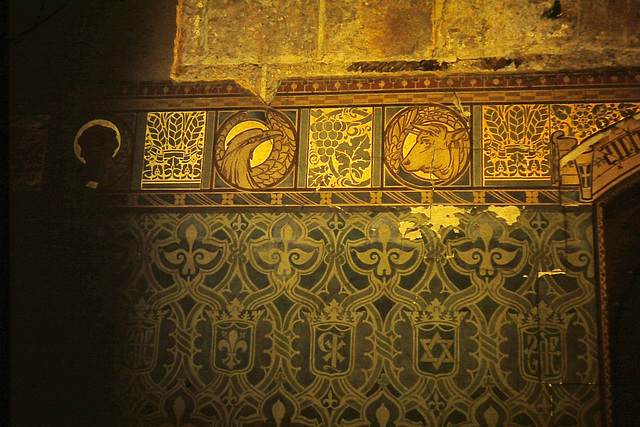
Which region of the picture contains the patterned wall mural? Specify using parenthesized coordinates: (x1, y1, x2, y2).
(107, 209, 598, 426)
(12, 69, 640, 426)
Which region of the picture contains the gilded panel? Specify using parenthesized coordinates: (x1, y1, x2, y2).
(482, 105, 550, 183)
(214, 109, 298, 190)
(306, 107, 373, 188)
(108, 208, 599, 426)
(550, 103, 640, 141)
(141, 111, 207, 189)
(384, 104, 471, 188)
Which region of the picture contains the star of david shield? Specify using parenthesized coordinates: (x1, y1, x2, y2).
(123, 319, 161, 372)
(311, 324, 355, 377)
(519, 324, 565, 381)
(213, 321, 256, 374)
(414, 322, 457, 378)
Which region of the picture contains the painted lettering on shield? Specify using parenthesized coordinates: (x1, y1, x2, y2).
(312, 323, 354, 377)
(513, 302, 572, 382)
(520, 324, 565, 381)
(124, 319, 162, 371)
(123, 301, 165, 372)
(414, 322, 457, 377)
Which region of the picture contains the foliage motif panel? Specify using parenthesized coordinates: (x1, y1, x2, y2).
(107, 208, 599, 426)
(550, 103, 640, 141)
(482, 105, 550, 182)
(142, 111, 207, 189)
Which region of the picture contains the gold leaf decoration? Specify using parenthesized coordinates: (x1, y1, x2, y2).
(142, 111, 206, 187)
(483, 105, 550, 180)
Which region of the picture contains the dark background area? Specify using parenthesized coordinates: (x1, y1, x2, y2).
(9, 1, 177, 423)
(8, 0, 176, 113)
(602, 178, 640, 425)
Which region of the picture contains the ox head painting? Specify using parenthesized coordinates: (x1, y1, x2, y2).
(402, 122, 468, 181)
(384, 105, 470, 186)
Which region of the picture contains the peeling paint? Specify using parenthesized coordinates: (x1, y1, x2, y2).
(537, 268, 566, 278)
(487, 205, 521, 225)
(410, 206, 467, 237)
(398, 220, 422, 240)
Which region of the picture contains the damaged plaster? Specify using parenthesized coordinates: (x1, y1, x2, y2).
(398, 220, 423, 240)
(408, 205, 467, 238)
(537, 268, 566, 277)
(487, 205, 522, 225)
(400, 205, 522, 239)
(172, 0, 640, 102)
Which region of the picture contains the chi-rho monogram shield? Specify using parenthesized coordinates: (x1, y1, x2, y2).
(307, 300, 363, 378)
(311, 323, 355, 377)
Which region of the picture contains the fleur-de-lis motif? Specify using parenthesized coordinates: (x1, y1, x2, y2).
(550, 214, 593, 279)
(346, 216, 422, 288)
(249, 216, 323, 285)
(218, 328, 248, 370)
(156, 217, 226, 280)
(447, 215, 527, 284)
(529, 211, 549, 235)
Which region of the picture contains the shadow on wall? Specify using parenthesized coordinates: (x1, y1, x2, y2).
(605, 178, 640, 425)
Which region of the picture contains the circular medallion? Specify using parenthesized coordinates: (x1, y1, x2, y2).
(384, 105, 470, 187)
(73, 115, 132, 189)
(215, 109, 297, 190)
(74, 119, 121, 164)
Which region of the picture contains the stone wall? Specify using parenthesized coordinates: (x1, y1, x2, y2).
(173, 0, 640, 101)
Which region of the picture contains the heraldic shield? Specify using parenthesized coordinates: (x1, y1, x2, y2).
(514, 302, 572, 382)
(414, 322, 457, 377)
(311, 323, 355, 377)
(409, 299, 463, 378)
(209, 299, 263, 375)
(519, 324, 566, 381)
(308, 300, 362, 378)
(124, 319, 163, 372)
(123, 300, 165, 372)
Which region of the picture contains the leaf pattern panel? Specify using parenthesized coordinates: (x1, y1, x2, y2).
(142, 111, 207, 188)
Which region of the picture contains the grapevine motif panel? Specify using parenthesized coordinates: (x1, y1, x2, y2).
(215, 109, 297, 190)
(384, 105, 470, 187)
(108, 209, 599, 426)
(307, 107, 373, 188)
(142, 111, 207, 189)
(482, 105, 550, 182)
